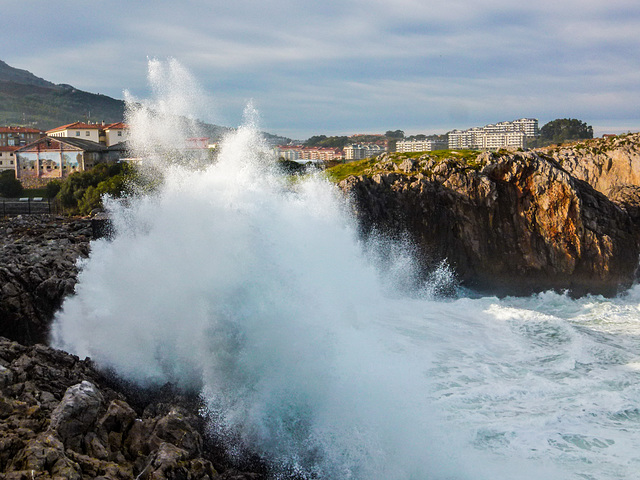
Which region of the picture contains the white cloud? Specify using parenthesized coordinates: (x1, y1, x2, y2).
(2, 0, 640, 137)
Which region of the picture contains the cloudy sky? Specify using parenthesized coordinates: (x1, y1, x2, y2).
(3, 0, 640, 139)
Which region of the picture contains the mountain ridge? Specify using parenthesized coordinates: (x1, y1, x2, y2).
(0, 59, 291, 144)
(0, 59, 126, 130)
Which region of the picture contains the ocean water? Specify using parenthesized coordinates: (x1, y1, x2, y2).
(51, 61, 640, 480)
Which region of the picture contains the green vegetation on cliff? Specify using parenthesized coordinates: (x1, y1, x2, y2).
(326, 149, 482, 182)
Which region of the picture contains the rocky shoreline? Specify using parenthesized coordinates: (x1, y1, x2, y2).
(0, 216, 263, 480)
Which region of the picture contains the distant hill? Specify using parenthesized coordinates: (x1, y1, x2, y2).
(0, 60, 291, 143)
(0, 60, 56, 88)
(0, 60, 125, 130)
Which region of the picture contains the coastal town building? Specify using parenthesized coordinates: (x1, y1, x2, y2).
(13, 134, 129, 185)
(14, 137, 116, 183)
(276, 145, 344, 163)
(395, 138, 447, 153)
(47, 122, 102, 143)
(0, 127, 45, 172)
(448, 118, 539, 150)
(102, 122, 129, 147)
(47, 121, 129, 147)
(344, 143, 386, 160)
(0, 148, 17, 172)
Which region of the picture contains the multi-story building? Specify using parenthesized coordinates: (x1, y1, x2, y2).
(0, 127, 45, 172)
(299, 147, 343, 162)
(448, 118, 538, 150)
(0, 147, 17, 172)
(344, 143, 386, 160)
(14, 120, 131, 182)
(276, 146, 344, 163)
(276, 145, 303, 161)
(47, 122, 102, 143)
(0, 127, 44, 147)
(15, 137, 109, 182)
(47, 121, 129, 147)
(102, 122, 129, 147)
(395, 138, 447, 153)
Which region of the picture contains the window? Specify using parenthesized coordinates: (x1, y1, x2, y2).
(86, 131, 90, 136)
(76, 131, 80, 136)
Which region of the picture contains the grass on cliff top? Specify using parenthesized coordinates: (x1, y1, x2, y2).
(325, 158, 379, 183)
(325, 149, 481, 183)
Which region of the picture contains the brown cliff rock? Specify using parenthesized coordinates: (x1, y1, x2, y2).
(544, 133, 640, 195)
(339, 150, 640, 296)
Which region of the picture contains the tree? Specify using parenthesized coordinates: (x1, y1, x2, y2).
(540, 118, 593, 144)
(0, 170, 23, 198)
(304, 135, 349, 148)
(385, 130, 405, 139)
(44, 179, 62, 198)
(57, 162, 133, 212)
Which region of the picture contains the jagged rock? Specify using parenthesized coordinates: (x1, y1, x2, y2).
(7, 432, 82, 480)
(151, 408, 203, 457)
(0, 337, 261, 479)
(49, 381, 105, 452)
(544, 133, 640, 195)
(0, 216, 91, 345)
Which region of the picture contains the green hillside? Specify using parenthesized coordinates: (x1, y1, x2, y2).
(0, 59, 126, 131)
(0, 60, 291, 143)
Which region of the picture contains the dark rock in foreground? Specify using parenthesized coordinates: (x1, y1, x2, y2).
(339, 149, 640, 296)
(0, 336, 262, 479)
(0, 216, 90, 346)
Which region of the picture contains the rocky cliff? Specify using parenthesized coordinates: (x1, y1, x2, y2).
(338, 141, 640, 296)
(544, 133, 640, 196)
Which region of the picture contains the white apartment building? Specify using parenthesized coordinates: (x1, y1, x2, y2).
(47, 121, 129, 147)
(47, 122, 101, 143)
(395, 138, 447, 153)
(448, 118, 538, 150)
(344, 143, 386, 160)
(103, 122, 129, 147)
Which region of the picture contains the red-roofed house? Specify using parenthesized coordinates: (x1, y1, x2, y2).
(47, 122, 102, 143)
(102, 122, 129, 147)
(46, 121, 129, 147)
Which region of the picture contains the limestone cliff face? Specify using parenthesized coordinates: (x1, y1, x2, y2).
(544, 133, 640, 195)
(339, 149, 640, 296)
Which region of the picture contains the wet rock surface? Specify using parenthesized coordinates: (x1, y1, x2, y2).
(0, 216, 90, 346)
(0, 336, 262, 479)
(0, 215, 263, 479)
(340, 145, 640, 296)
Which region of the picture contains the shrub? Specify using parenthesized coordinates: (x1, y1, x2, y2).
(0, 170, 23, 198)
(56, 162, 134, 213)
(44, 180, 62, 198)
